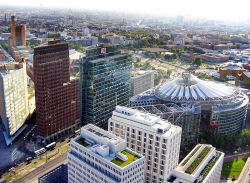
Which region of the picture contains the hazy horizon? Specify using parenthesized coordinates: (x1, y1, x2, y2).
(1, 0, 250, 22)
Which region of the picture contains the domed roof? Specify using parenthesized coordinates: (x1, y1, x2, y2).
(155, 72, 236, 102)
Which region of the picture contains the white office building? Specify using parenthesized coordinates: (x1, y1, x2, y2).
(108, 106, 182, 183)
(168, 144, 224, 183)
(68, 124, 145, 183)
(0, 63, 29, 145)
(131, 70, 155, 96)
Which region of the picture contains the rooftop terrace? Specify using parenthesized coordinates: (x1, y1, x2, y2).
(197, 152, 222, 183)
(170, 144, 224, 183)
(111, 150, 139, 168)
(73, 124, 143, 169)
(76, 138, 89, 147)
(185, 146, 212, 174)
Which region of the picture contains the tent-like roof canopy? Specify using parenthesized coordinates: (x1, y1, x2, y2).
(155, 72, 236, 102)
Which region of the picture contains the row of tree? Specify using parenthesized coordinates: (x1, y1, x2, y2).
(201, 129, 250, 152)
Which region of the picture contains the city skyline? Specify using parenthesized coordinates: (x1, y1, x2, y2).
(0, 4, 250, 183)
(1, 0, 250, 22)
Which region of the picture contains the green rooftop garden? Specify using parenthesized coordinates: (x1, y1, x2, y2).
(197, 152, 222, 183)
(185, 147, 211, 174)
(221, 158, 247, 179)
(111, 150, 139, 168)
(181, 145, 201, 166)
(76, 138, 89, 147)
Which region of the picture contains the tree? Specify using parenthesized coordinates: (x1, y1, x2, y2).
(193, 56, 203, 66)
(167, 69, 172, 77)
(240, 129, 250, 145)
(144, 61, 152, 70)
(0, 42, 8, 51)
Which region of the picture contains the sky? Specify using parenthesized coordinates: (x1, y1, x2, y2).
(1, 0, 250, 21)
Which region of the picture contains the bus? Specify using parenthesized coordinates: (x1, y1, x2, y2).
(45, 142, 56, 150)
(34, 148, 46, 156)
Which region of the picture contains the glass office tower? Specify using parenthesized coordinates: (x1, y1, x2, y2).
(80, 44, 132, 128)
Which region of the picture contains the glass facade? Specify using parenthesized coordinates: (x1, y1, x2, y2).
(211, 103, 248, 136)
(80, 45, 132, 128)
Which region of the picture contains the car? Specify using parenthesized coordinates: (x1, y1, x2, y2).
(26, 157, 33, 161)
(26, 157, 33, 164)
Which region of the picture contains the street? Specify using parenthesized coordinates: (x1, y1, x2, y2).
(13, 153, 68, 183)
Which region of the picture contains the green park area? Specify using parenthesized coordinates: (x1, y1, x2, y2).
(221, 159, 247, 179)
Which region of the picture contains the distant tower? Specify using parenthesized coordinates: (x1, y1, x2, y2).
(4, 14, 7, 24)
(10, 16, 16, 46)
(16, 25, 26, 46)
(9, 15, 26, 47)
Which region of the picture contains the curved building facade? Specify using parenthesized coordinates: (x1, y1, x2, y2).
(155, 72, 248, 136)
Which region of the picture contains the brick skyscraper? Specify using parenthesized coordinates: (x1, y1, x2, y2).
(10, 16, 26, 47)
(34, 41, 80, 143)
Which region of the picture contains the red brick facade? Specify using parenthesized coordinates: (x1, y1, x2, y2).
(34, 43, 80, 142)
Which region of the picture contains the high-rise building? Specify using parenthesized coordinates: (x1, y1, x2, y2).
(4, 14, 7, 25)
(168, 144, 224, 183)
(68, 124, 145, 183)
(0, 63, 29, 145)
(131, 70, 155, 96)
(10, 16, 26, 47)
(10, 16, 16, 47)
(132, 103, 201, 148)
(33, 41, 80, 143)
(80, 44, 132, 128)
(108, 106, 182, 183)
(15, 25, 26, 47)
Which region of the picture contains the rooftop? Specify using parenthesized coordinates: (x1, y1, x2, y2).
(141, 47, 169, 53)
(69, 49, 84, 60)
(114, 106, 171, 129)
(0, 63, 25, 76)
(132, 70, 155, 78)
(155, 72, 237, 102)
(81, 124, 124, 146)
(76, 138, 89, 147)
(87, 52, 128, 64)
(198, 152, 222, 183)
(73, 124, 143, 169)
(170, 144, 224, 183)
(112, 106, 181, 136)
(185, 146, 212, 174)
(111, 150, 139, 168)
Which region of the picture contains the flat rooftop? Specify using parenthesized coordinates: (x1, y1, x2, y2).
(177, 144, 214, 174)
(73, 124, 143, 169)
(141, 47, 169, 53)
(82, 124, 124, 146)
(112, 106, 181, 136)
(114, 106, 171, 129)
(170, 144, 223, 183)
(87, 53, 128, 64)
(0, 63, 24, 76)
(132, 70, 155, 78)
